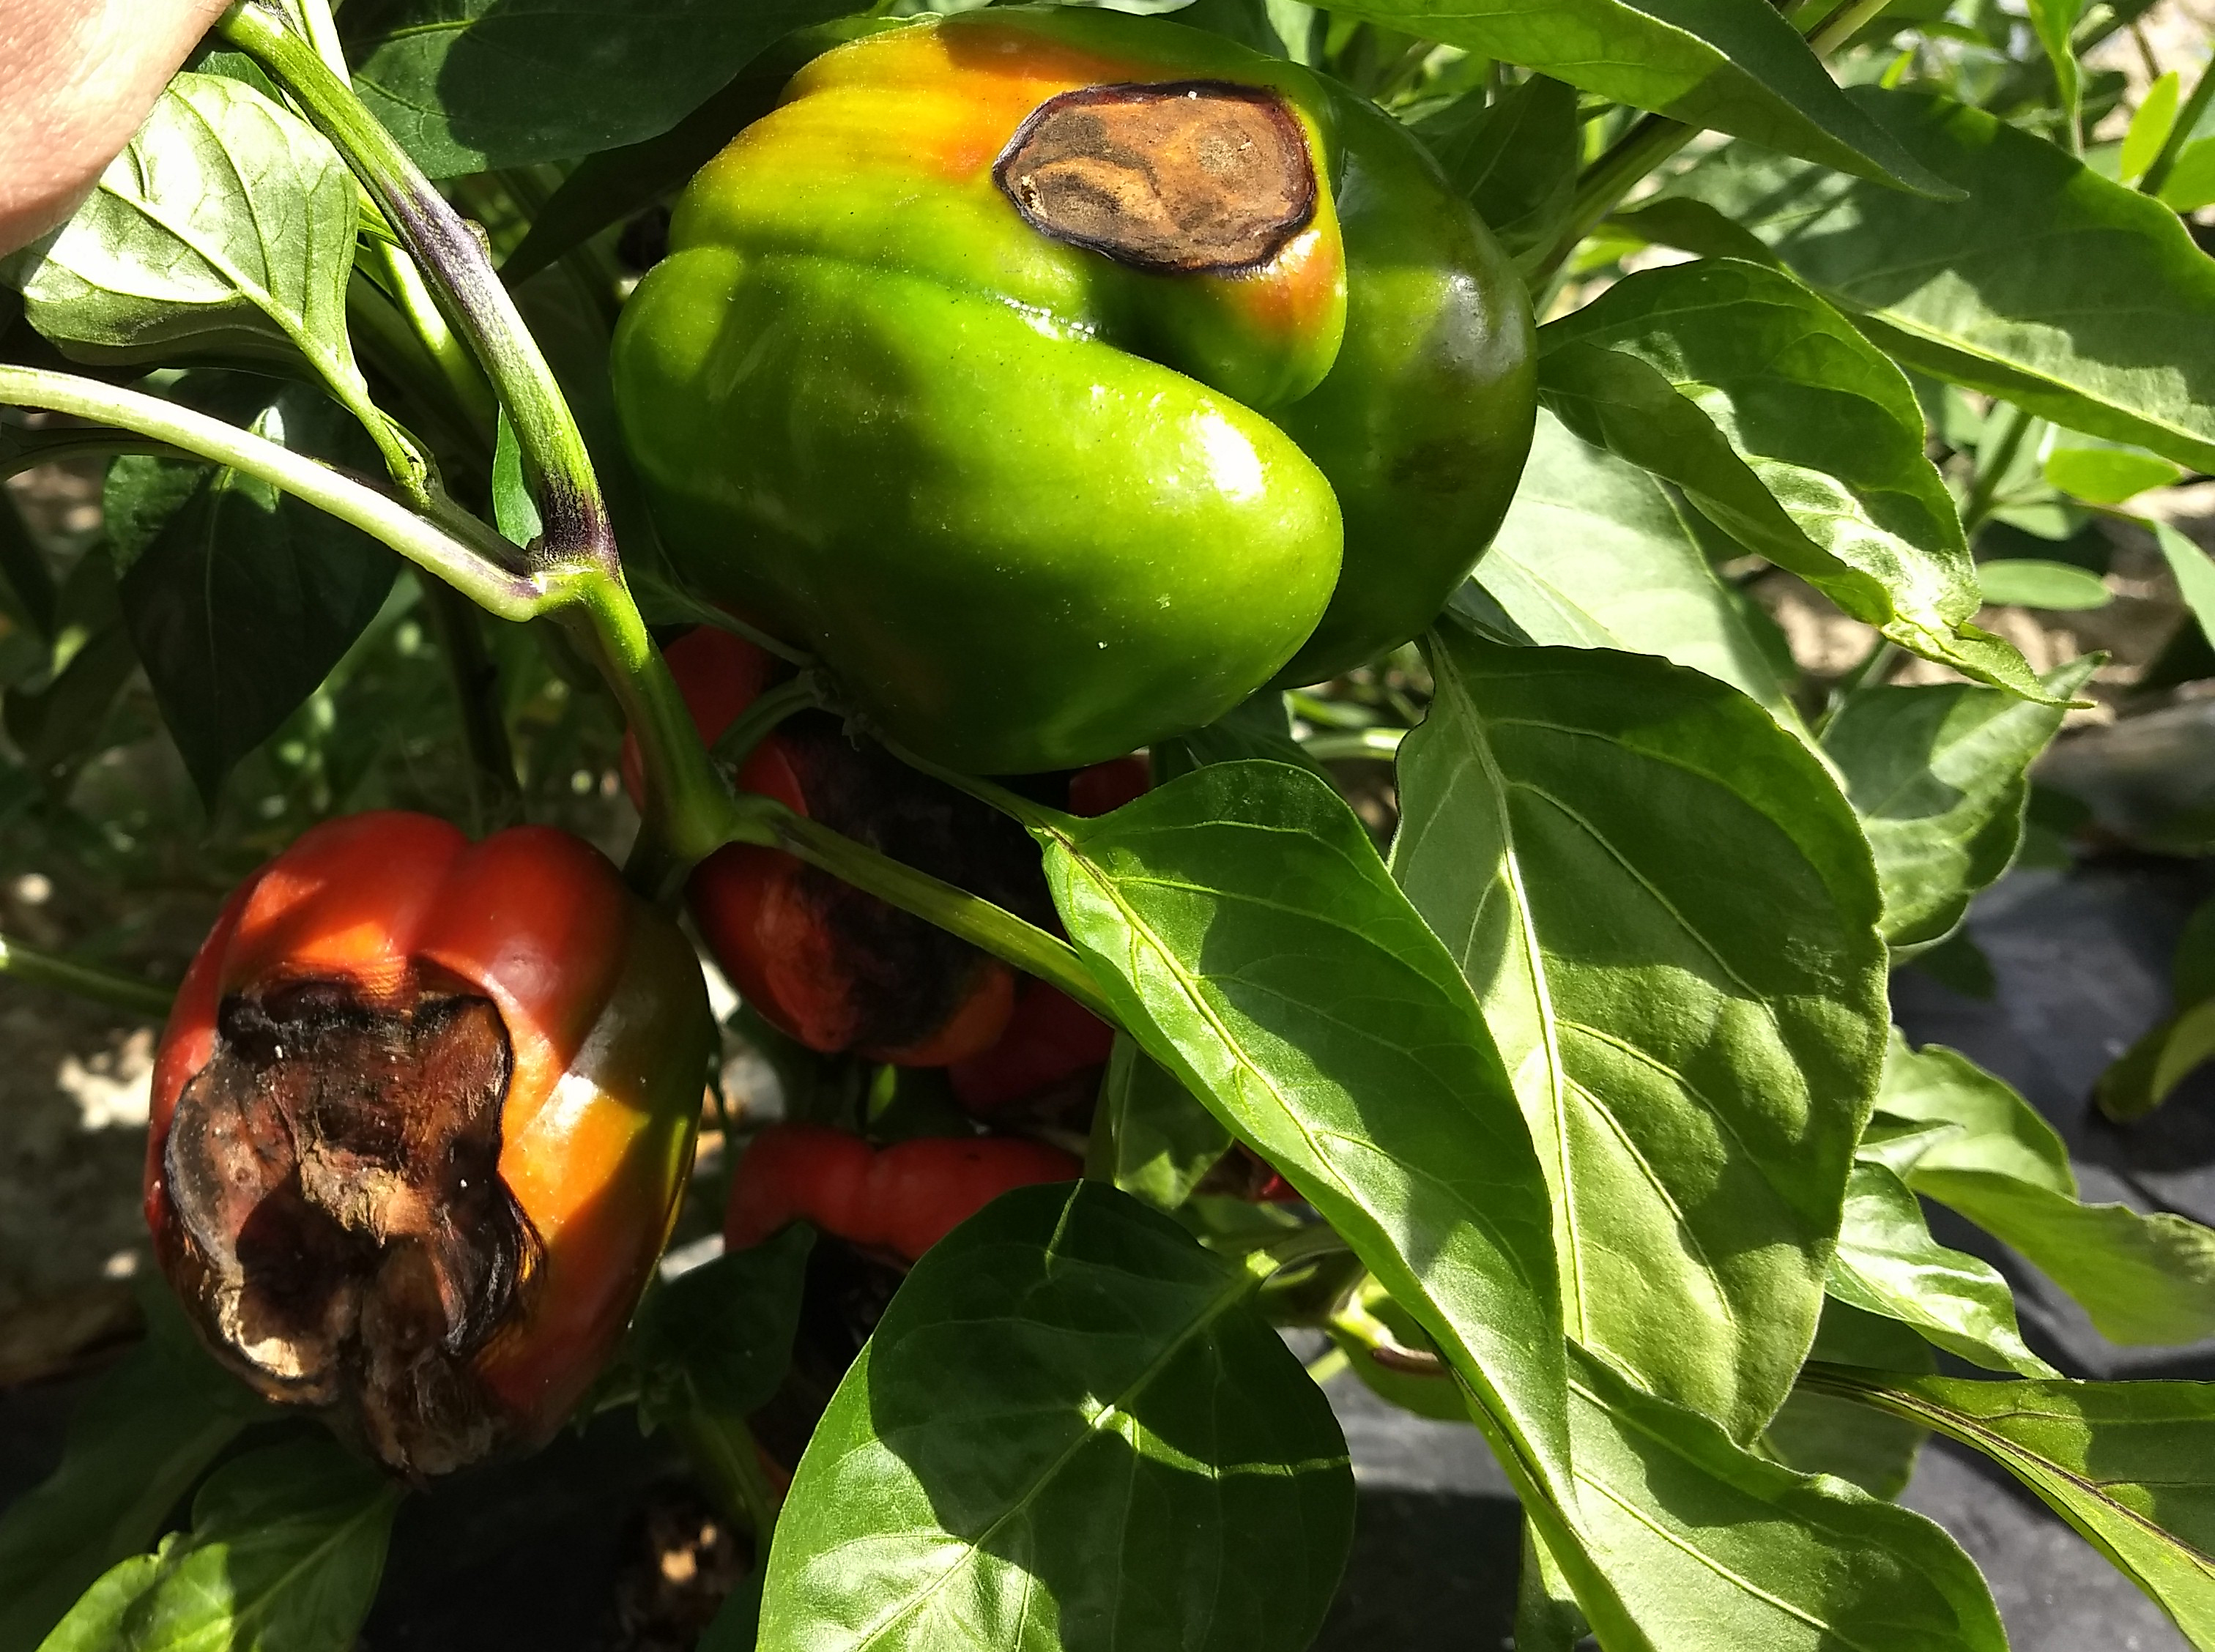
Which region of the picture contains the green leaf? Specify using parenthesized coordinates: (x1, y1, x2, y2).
(1090, 1034, 1233, 1210)
(1392, 630, 1888, 1439)
(2154, 521, 2215, 652)
(1031, 759, 1571, 1494)
(2123, 69, 2182, 185)
(1473, 409, 1801, 728)
(341, 0, 867, 178)
(0, 1292, 264, 1652)
(1537, 258, 2049, 701)
(4, 73, 375, 420)
(1416, 74, 1579, 261)
(631, 1223, 814, 1426)
(1829, 1161, 2057, 1376)
(1153, 688, 1325, 781)
(40, 1437, 398, 1652)
(2161, 137, 2215, 212)
(1, 553, 137, 797)
(1876, 1038, 2215, 1346)
(0, 491, 56, 641)
(103, 377, 399, 805)
(1819, 658, 2095, 951)
(1313, 0, 1951, 193)
(2044, 443, 2184, 505)
(1664, 89, 2215, 473)
(1551, 1346, 2006, 1652)
(1974, 558, 2113, 609)
(1806, 1365, 2215, 1648)
(758, 1181, 1354, 1651)
(2099, 898, 2215, 1122)
(1763, 1301, 1932, 1500)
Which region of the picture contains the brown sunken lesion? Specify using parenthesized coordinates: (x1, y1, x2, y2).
(162, 978, 540, 1477)
(993, 80, 1317, 275)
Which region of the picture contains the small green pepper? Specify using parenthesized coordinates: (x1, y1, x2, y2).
(612, 6, 1533, 772)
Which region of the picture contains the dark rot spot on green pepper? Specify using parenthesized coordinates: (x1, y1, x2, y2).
(995, 81, 1316, 275)
(163, 982, 537, 1476)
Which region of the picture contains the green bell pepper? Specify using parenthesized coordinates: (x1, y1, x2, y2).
(612, 6, 1533, 773)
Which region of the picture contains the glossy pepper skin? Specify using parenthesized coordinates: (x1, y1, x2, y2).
(612, 7, 1533, 772)
(144, 813, 712, 1476)
(629, 626, 1039, 1064)
(726, 1123, 1080, 1262)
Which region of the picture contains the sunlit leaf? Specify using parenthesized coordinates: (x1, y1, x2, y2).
(760, 1181, 1354, 1651)
(1394, 628, 1887, 1439)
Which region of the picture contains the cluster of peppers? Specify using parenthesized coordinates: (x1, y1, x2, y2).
(142, 4, 1530, 1475)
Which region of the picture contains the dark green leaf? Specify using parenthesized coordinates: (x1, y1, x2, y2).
(1313, 0, 1951, 191)
(1417, 75, 1578, 261)
(491, 409, 542, 551)
(1394, 630, 1887, 1439)
(1806, 1364, 2215, 1646)
(1819, 658, 2096, 951)
(1031, 759, 1571, 1494)
(500, 28, 847, 286)
(103, 377, 398, 804)
(1829, 1161, 2056, 1376)
(1090, 1034, 1233, 1210)
(1, 552, 136, 795)
(1665, 89, 2215, 472)
(0, 491, 57, 641)
(1875, 1038, 2215, 1346)
(342, 0, 868, 178)
(759, 1181, 1354, 1651)
(2100, 897, 2215, 1122)
(0, 1292, 264, 1652)
(40, 1437, 398, 1652)
(631, 1224, 814, 1425)
(1153, 688, 1324, 781)
(1763, 1301, 1932, 1500)
(1474, 408, 1801, 726)
(1538, 258, 2047, 699)
(1551, 1345, 2005, 1651)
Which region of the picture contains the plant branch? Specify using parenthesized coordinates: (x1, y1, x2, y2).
(672, 1403, 784, 1536)
(1961, 404, 2035, 535)
(221, 1, 609, 574)
(710, 674, 821, 769)
(723, 793, 1117, 1024)
(0, 932, 175, 1020)
(1302, 728, 1406, 762)
(0, 365, 545, 618)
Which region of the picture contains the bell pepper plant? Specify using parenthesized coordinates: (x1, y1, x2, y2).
(7, 0, 2215, 1646)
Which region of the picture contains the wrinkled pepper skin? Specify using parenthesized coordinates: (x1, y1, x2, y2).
(630, 625, 1042, 1064)
(145, 813, 712, 1475)
(725, 1122, 1080, 1262)
(612, 7, 1532, 771)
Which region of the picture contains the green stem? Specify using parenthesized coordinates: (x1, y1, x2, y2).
(564, 573, 741, 896)
(2142, 54, 2215, 197)
(0, 933, 175, 1020)
(728, 794, 1116, 1023)
(220, 3, 605, 572)
(672, 1404, 784, 1537)
(711, 675, 820, 769)
(1961, 405, 2034, 536)
(0, 365, 545, 619)
(221, 1, 741, 896)
(417, 575, 524, 830)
